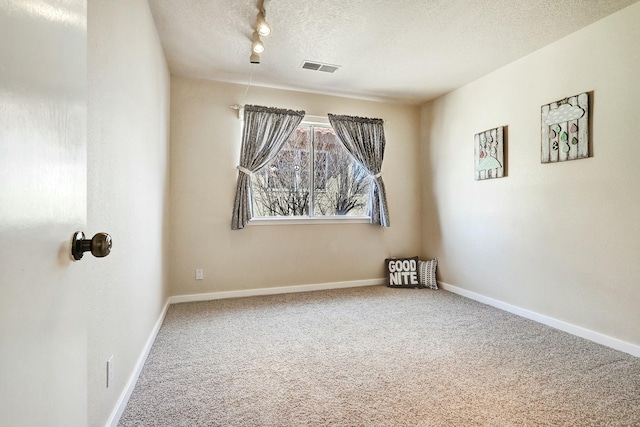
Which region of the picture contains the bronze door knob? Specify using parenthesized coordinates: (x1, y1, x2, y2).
(71, 232, 112, 261)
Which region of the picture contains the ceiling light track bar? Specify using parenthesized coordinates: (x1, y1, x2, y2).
(249, 0, 271, 63)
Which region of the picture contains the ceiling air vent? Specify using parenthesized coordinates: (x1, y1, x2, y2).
(301, 60, 340, 74)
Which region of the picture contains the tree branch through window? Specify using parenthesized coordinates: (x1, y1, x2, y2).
(251, 124, 371, 218)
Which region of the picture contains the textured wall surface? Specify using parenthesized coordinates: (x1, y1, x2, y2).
(87, 0, 170, 425)
(421, 2, 640, 346)
(169, 77, 421, 296)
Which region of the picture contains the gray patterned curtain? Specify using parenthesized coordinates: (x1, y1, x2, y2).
(328, 114, 390, 227)
(231, 105, 305, 230)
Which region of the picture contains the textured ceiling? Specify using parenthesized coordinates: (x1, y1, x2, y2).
(148, 0, 638, 104)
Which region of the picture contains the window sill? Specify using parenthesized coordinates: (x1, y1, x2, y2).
(248, 216, 372, 226)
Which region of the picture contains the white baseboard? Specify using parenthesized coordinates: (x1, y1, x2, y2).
(107, 278, 384, 426)
(168, 278, 386, 304)
(106, 300, 171, 427)
(439, 281, 640, 358)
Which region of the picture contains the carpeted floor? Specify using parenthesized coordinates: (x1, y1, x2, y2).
(119, 286, 640, 426)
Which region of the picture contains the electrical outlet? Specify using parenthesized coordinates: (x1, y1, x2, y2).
(106, 355, 114, 388)
(195, 268, 204, 280)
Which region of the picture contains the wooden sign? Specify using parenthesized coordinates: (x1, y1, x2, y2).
(475, 126, 505, 180)
(541, 92, 589, 163)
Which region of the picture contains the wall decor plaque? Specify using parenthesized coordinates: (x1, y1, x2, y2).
(541, 92, 589, 163)
(475, 126, 504, 180)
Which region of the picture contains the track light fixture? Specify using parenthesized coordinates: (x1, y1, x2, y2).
(249, 0, 271, 64)
(251, 31, 264, 54)
(256, 11, 271, 36)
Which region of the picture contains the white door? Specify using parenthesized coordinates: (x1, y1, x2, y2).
(0, 1, 88, 425)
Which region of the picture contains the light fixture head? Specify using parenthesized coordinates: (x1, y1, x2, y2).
(256, 12, 271, 36)
(250, 52, 261, 64)
(251, 31, 264, 53)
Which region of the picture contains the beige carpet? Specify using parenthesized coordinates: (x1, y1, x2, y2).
(119, 286, 640, 426)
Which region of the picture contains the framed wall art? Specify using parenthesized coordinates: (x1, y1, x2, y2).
(541, 92, 589, 163)
(475, 126, 505, 180)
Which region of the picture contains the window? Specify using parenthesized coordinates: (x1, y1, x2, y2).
(251, 123, 371, 219)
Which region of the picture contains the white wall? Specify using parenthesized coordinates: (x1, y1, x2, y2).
(170, 77, 421, 296)
(421, 2, 640, 347)
(87, 0, 170, 425)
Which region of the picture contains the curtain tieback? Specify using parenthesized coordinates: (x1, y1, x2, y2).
(237, 166, 254, 176)
(373, 172, 383, 179)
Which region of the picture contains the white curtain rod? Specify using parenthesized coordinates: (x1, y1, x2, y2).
(229, 105, 387, 124)
(230, 105, 327, 121)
